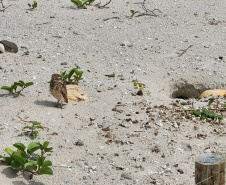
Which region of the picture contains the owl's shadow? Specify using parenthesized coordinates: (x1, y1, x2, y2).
(34, 100, 56, 107)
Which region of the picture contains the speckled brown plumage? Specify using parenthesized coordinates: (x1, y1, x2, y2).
(49, 74, 68, 109)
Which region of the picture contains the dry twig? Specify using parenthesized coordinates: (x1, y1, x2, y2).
(136, 0, 162, 17)
(95, 0, 112, 9)
(0, 1, 12, 12)
(177, 45, 193, 57)
(0, 0, 4, 8)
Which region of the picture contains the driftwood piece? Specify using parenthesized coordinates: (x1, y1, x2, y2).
(66, 85, 89, 101)
(199, 89, 226, 98)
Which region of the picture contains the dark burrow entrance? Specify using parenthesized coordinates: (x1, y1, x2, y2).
(171, 82, 209, 99)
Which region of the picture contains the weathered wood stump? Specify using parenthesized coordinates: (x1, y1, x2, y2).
(195, 156, 225, 185)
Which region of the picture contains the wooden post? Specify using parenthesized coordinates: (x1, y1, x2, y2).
(195, 156, 225, 185)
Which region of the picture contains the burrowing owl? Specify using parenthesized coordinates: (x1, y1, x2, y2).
(49, 74, 68, 109)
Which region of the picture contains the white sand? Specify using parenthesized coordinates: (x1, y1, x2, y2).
(0, 0, 226, 184)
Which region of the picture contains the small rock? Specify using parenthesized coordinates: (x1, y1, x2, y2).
(0, 40, 18, 53)
(0, 43, 5, 53)
(177, 169, 184, 174)
(173, 122, 178, 128)
(155, 120, 163, 127)
(120, 41, 133, 47)
(36, 89, 42, 93)
(58, 44, 63, 48)
(121, 172, 132, 180)
(119, 123, 130, 128)
(74, 139, 84, 146)
(62, 180, 71, 185)
(203, 148, 211, 153)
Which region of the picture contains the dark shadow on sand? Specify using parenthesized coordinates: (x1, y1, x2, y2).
(33, 100, 56, 107)
(1, 164, 45, 185)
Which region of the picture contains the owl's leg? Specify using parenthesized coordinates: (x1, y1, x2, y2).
(60, 101, 64, 109)
(55, 100, 59, 108)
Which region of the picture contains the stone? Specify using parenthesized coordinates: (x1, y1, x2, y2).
(0, 40, 18, 53)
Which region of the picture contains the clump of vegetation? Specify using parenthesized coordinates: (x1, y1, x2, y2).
(1, 80, 33, 96)
(130, 10, 139, 18)
(189, 108, 223, 120)
(189, 99, 223, 120)
(71, 0, 95, 9)
(177, 99, 223, 120)
(22, 121, 44, 139)
(136, 83, 145, 96)
(61, 62, 67, 65)
(60, 68, 83, 84)
(23, 51, 30, 55)
(105, 73, 115, 78)
(0, 141, 53, 179)
(28, 1, 37, 9)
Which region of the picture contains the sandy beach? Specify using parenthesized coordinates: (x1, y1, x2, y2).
(0, 0, 226, 184)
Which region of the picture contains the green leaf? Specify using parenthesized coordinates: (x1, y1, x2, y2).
(32, 121, 40, 125)
(11, 160, 23, 170)
(193, 110, 201, 116)
(4, 147, 14, 156)
(25, 82, 34, 87)
(60, 71, 66, 77)
(215, 115, 223, 119)
(224, 103, 226, 108)
(201, 114, 206, 120)
(61, 62, 67, 65)
(42, 160, 52, 167)
(68, 69, 75, 80)
(208, 99, 214, 106)
(38, 166, 53, 175)
(36, 156, 45, 166)
(32, 1, 37, 8)
(106, 73, 115, 77)
(32, 132, 38, 139)
(42, 141, 49, 149)
(42, 141, 53, 153)
(25, 161, 37, 171)
(82, 0, 90, 5)
(17, 81, 25, 86)
(1, 86, 12, 92)
(45, 147, 53, 153)
(2, 157, 14, 164)
(11, 84, 18, 91)
(12, 152, 26, 165)
(181, 102, 187, 105)
(71, 0, 83, 6)
(22, 126, 32, 130)
(27, 142, 41, 154)
(36, 125, 44, 130)
(76, 70, 83, 77)
(24, 51, 30, 55)
(203, 109, 214, 118)
(13, 143, 26, 152)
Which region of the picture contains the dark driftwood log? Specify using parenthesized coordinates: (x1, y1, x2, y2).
(195, 156, 225, 185)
